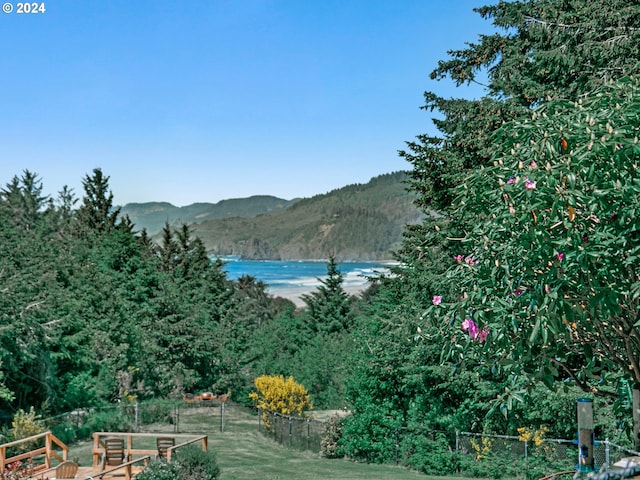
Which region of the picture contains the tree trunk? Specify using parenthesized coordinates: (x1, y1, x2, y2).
(634, 388, 640, 452)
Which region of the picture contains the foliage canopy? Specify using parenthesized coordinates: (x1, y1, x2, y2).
(428, 77, 640, 400)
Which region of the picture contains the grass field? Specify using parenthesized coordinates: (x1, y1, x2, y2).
(67, 404, 470, 480)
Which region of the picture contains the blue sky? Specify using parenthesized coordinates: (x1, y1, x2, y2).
(1, 0, 495, 206)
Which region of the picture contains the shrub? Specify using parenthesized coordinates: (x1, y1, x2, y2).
(11, 408, 44, 441)
(50, 421, 77, 445)
(521, 445, 576, 480)
(1, 460, 35, 480)
(249, 375, 312, 416)
(7, 408, 45, 455)
(320, 415, 344, 458)
(137, 446, 220, 480)
(79, 408, 133, 437)
(403, 432, 458, 475)
(140, 400, 174, 425)
(337, 405, 397, 464)
(454, 443, 574, 480)
(175, 445, 221, 480)
(457, 449, 500, 479)
(136, 459, 182, 480)
(248, 375, 312, 430)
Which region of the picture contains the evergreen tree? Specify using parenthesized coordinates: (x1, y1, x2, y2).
(301, 256, 353, 334)
(147, 222, 233, 395)
(0, 173, 66, 408)
(158, 221, 178, 272)
(52, 185, 78, 235)
(76, 168, 120, 233)
(402, 0, 640, 216)
(0, 170, 50, 230)
(174, 223, 211, 280)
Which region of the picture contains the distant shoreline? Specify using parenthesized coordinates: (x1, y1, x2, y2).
(222, 258, 394, 309)
(219, 256, 398, 263)
(268, 284, 369, 309)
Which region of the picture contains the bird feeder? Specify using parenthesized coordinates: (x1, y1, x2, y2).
(577, 398, 594, 472)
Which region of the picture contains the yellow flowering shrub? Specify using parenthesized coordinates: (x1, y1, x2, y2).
(248, 375, 312, 428)
(517, 425, 549, 446)
(11, 407, 45, 452)
(470, 435, 493, 460)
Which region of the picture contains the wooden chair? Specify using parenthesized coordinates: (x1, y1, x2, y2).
(101, 437, 126, 470)
(54, 460, 78, 479)
(156, 436, 175, 459)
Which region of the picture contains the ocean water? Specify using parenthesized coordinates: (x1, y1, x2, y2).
(220, 259, 390, 290)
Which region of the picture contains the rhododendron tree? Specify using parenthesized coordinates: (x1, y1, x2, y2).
(428, 77, 640, 447)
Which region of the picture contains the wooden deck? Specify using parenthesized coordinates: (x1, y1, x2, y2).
(30, 461, 146, 480)
(0, 431, 208, 480)
(79, 464, 139, 478)
(79, 465, 140, 478)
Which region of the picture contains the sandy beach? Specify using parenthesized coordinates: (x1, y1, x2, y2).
(268, 284, 369, 308)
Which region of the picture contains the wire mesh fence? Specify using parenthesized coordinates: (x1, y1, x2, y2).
(32, 399, 241, 445)
(14, 401, 640, 477)
(256, 409, 325, 452)
(250, 411, 640, 476)
(455, 431, 640, 471)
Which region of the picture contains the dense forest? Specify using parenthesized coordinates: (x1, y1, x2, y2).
(2, 0, 640, 477)
(0, 167, 368, 413)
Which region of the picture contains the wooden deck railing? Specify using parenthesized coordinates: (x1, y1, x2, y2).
(92, 432, 208, 467)
(0, 431, 207, 479)
(92, 454, 151, 480)
(0, 431, 68, 474)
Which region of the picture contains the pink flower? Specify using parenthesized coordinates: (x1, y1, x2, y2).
(432, 295, 442, 306)
(556, 252, 564, 261)
(465, 255, 478, 265)
(513, 288, 524, 296)
(462, 318, 488, 342)
(462, 318, 479, 338)
(507, 177, 516, 184)
(530, 161, 537, 168)
(477, 329, 489, 342)
(525, 179, 536, 190)
(454, 255, 464, 263)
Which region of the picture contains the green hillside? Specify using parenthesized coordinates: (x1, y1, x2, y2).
(119, 196, 297, 235)
(192, 171, 423, 261)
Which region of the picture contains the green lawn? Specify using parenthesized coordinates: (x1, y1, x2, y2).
(67, 404, 470, 480)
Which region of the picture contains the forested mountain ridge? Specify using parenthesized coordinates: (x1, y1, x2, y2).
(191, 171, 423, 261)
(119, 196, 298, 236)
(121, 172, 423, 261)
